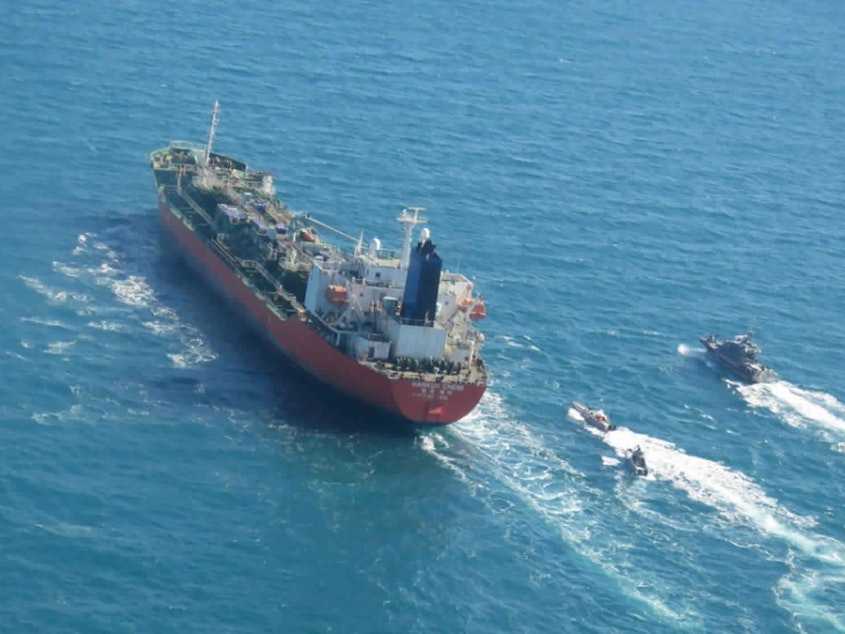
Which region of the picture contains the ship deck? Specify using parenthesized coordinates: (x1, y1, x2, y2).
(153, 153, 488, 390)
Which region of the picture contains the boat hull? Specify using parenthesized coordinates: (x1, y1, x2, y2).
(158, 197, 485, 425)
(572, 402, 615, 432)
(700, 342, 776, 384)
(625, 450, 648, 477)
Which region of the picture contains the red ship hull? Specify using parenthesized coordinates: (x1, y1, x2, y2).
(159, 199, 485, 425)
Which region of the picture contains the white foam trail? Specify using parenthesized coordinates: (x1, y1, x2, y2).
(19, 276, 91, 305)
(72, 233, 90, 255)
(603, 426, 845, 631)
(52, 261, 83, 279)
(32, 403, 83, 426)
(76, 253, 216, 366)
(86, 320, 127, 332)
(740, 381, 845, 443)
(35, 521, 95, 538)
(46, 341, 76, 355)
(603, 427, 818, 533)
(68, 233, 117, 261)
(103, 275, 157, 308)
(20, 317, 67, 328)
(167, 337, 217, 368)
(92, 241, 119, 261)
(776, 561, 845, 632)
(142, 320, 180, 336)
(418, 393, 702, 625)
(54, 259, 121, 280)
(35, 240, 216, 368)
(499, 334, 530, 349)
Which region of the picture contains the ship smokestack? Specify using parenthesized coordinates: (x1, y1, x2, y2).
(400, 238, 442, 324)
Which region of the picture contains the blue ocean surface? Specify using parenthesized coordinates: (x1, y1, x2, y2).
(2, 0, 844, 631)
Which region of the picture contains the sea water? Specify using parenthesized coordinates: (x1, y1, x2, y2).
(1, 1, 844, 632)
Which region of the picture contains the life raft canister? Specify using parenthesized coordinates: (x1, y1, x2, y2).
(470, 300, 487, 321)
(458, 297, 487, 321)
(325, 284, 349, 306)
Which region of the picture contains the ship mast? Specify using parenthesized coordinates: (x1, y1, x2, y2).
(204, 100, 220, 165)
(398, 206, 426, 269)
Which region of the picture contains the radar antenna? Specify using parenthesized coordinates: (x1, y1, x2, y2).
(397, 206, 427, 269)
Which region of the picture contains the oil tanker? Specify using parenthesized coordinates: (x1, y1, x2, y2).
(150, 102, 488, 425)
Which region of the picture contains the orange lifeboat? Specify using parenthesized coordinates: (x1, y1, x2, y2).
(470, 300, 487, 321)
(325, 284, 349, 307)
(298, 229, 317, 242)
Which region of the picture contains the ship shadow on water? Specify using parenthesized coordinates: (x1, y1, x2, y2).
(153, 241, 418, 439)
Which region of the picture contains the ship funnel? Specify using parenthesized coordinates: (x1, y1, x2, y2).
(400, 233, 442, 324)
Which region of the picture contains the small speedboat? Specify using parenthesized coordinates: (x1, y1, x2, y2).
(625, 446, 648, 477)
(572, 401, 616, 432)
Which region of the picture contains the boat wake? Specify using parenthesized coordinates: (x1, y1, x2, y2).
(436, 399, 845, 629)
(738, 380, 845, 453)
(25, 232, 217, 369)
(602, 425, 845, 632)
(20, 275, 93, 307)
(420, 393, 705, 626)
(603, 427, 815, 535)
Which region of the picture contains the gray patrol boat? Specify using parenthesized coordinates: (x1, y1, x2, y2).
(699, 332, 777, 384)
